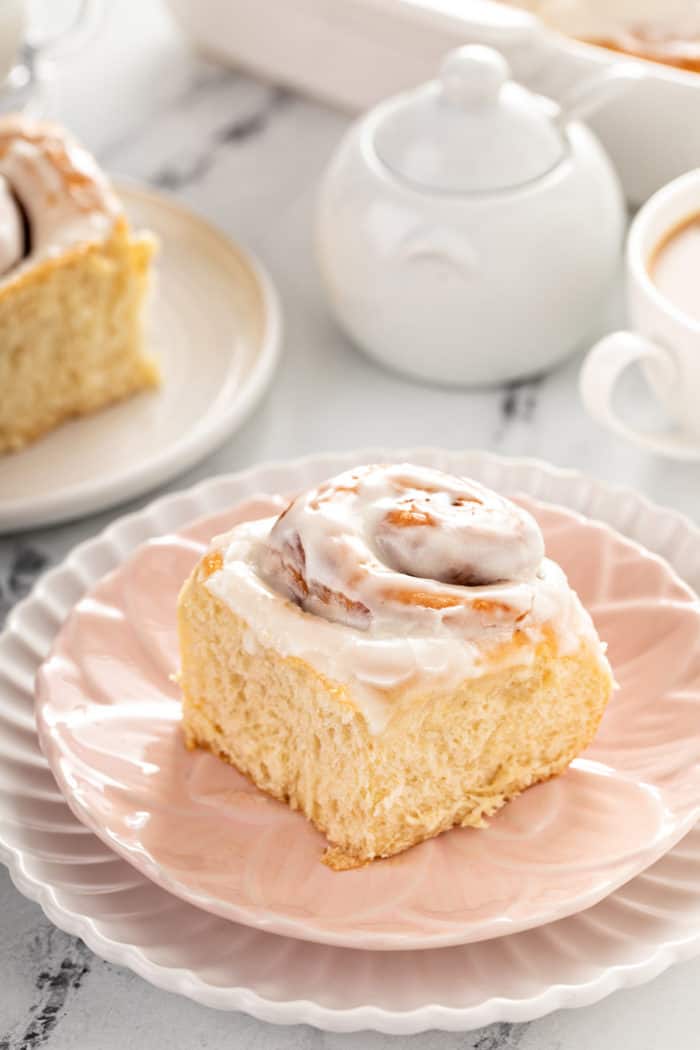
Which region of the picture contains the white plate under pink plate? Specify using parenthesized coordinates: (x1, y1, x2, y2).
(34, 485, 700, 951)
(3, 449, 700, 1029)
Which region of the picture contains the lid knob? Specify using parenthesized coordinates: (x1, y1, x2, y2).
(439, 46, 509, 108)
(370, 42, 566, 194)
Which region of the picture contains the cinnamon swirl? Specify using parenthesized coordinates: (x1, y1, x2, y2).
(178, 465, 613, 869)
(0, 115, 158, 454)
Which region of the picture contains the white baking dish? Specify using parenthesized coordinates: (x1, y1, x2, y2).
(165, 0, 700, 204)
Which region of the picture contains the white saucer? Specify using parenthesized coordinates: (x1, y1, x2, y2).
(0, 182, 282, 532)
(2, 449, 700, 1033)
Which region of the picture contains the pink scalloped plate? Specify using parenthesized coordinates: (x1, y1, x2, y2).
(35, 494, 700, 951)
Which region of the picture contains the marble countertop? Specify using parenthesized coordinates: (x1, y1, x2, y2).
(2, 1, 700, 1047)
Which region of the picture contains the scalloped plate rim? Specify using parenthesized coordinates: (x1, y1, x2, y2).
(32, 467, 700, 951)
(0, 447, 699, 1031)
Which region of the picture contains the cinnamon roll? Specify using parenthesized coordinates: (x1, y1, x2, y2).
(178, 464, 613, 869)
(0, 115, 158, 454)
(500, 1, 700, 74)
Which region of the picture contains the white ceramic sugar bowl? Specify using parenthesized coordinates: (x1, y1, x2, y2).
(317, 46, 628, 386)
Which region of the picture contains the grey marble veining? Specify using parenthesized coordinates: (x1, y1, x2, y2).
(2, 1, 700, 1047)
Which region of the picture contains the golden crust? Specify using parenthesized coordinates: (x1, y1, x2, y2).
(0, 117, 158, 455)
(586, 35, 700, 74)
(178, 557, 614, 869)
(0, 216, 139, 300)
(0, 220, 159, 454)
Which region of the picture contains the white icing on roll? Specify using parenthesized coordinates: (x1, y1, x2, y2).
(508, 0, 700, 36)
(261, 464, 546, 631)
(205, 466, 608, 733)
(0, 116, 121, 284)
(510, 1, 700, 60)
(0, 174, 22, 275)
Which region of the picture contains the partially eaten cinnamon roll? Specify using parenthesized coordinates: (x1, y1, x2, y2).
(178, 464, 613, 869)
(0, 116, 158, 454)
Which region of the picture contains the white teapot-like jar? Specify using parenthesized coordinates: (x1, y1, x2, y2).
(317, 45, 629, 386)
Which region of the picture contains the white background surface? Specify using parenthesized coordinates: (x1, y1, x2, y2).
(1, 1, 700, 1046)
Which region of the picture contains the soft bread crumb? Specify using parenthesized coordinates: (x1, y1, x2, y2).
(0, 218, 158, 454)
(177, 558, 613, 868)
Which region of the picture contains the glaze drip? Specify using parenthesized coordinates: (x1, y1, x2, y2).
(0, 115, 121, 284)
(261, 464, 546, 633)
(203, 469, 607, 732)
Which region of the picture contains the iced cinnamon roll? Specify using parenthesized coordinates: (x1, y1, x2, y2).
(178, 464, 613, 868)
(501, 1, 700, 74)
(0, 115, 158, 454)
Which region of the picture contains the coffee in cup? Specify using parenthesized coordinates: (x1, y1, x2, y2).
(648, 211, 700, 325)
(580, 167, 700, 459)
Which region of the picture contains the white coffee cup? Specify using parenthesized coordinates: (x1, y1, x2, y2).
(0, 0, 100, 113)
(580, 168, 700, 460)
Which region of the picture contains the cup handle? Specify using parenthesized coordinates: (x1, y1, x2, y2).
(579, 331, 678, 450)
(27, 1, 103, 61)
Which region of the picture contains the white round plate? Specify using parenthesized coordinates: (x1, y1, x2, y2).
(2, 449, 700, 1033)
(0, 182, 281, 531)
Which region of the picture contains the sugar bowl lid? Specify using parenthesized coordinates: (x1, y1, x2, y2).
(371, 45, 567, 194)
